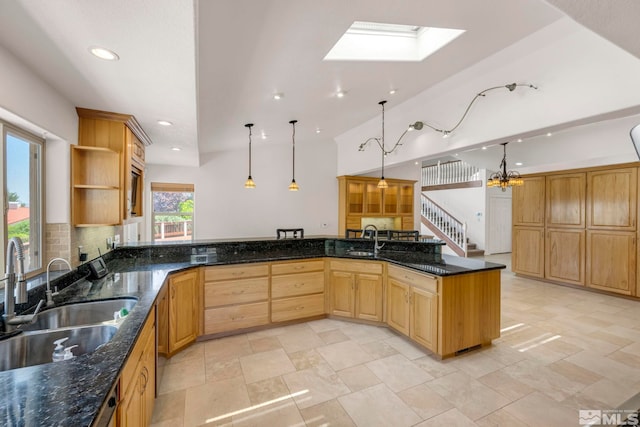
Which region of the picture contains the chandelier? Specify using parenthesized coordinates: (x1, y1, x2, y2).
(487, 142, 523, 191)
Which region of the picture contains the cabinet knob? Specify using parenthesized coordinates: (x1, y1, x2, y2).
(294, 283, 304, 288)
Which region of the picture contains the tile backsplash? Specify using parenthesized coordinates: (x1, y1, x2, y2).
(46, 223, 120, 267)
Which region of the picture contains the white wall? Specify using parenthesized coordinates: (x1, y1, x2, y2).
(145, 139, 338, 240)
(0, 43, 76, 223)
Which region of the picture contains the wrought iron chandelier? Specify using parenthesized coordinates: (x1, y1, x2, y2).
(487, 142, 523, 191)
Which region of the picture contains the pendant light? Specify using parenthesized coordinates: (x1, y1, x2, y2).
(288, 120, 299, 191)
(244, 123, 256, 189)
(487, 142, 523, 191)
(377, 101, 388, 189)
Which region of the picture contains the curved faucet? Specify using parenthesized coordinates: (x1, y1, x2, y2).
(46, 258, 72, 306)
(361, 224, 385, 255)
(4, 237, 27, 322)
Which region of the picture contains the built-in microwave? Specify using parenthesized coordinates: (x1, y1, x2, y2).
(130, 166, 142, 216)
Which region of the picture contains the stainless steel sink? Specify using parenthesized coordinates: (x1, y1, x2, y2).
(346, 250, 375, 257)
(0, 325, 119, 371)
(19, 298, 137, 331)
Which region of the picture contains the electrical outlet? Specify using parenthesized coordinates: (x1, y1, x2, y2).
(114, 235, 120, 244)
(321, 223, 328, 228)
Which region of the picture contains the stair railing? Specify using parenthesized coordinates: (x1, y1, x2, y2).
(422, 160, 480, 187)
(421, 194, 467, 256)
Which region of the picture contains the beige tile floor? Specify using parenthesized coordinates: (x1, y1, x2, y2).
(151, 254, 640, 427)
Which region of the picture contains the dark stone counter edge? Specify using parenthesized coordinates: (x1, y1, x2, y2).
(0, 237, 504, 426)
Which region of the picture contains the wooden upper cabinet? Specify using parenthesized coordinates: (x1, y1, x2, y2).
(546, 173, 585, 228)
(512, 176, 545, 226)
(365, 183, 383, 215)
(74, 108, 151, 225)
(384, 185, 399, 215)
(346, 180, 365, 215)
(587, 168, 637, 230)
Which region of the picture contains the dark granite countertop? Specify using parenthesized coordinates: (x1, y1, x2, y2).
(0, 237, 504, 426)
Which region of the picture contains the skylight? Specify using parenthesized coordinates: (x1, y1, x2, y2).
(324, 21, 465, 62)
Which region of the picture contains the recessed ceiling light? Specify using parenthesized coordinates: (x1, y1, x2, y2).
(89, 46, 119, 61)
(336, 90, 347, 98)
(546, 132, 553, 137)
(389, 89, 397, 95)
(171, 147, 181, 151)
(324, 21, 465, 62)
(516, 138, 523, 143)
(515, 162, 523, 166)
(316, 128, 321, 134)
(414, 161, 419, 165)
(261, 132, 267, 140)
(157, 120, 173, 126)
(482, 146, 487, 150)
(273, 93, 284, 100)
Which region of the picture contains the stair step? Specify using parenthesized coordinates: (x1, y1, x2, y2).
(467, 243, 477, 250)
(466, 249, 485, 257)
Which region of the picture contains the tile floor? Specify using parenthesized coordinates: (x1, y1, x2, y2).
(151, 254, 640, 426)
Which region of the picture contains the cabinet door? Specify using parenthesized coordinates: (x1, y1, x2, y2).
(347, 180, 365, 215)
(546, 173, 585, 228)
(118, 362, 143, 427)
(386, 278, 410, 335)
(545, 229, 585, 285)
(142, 330, 156, 426)
(586, 231, 636, 295)
(399, 184, 414, 215)
(383, 185, 399, 215)
(365, 183, 383, 215)
(329, 271, 355, 317)
(169, 270, 198, 353)
(587, 168, 637, 230)
(156, 287, 169, 357)
(512, 227, 545, 277)
(410, 287, 437, 352)
(512, 176, 545, 226)
(355, 273, 383, 321)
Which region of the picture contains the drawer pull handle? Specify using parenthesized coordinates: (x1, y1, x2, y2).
(295, 266, 304, 270)
(231, 315, 245, 321)
(232, 290, 245, 295)
(294, 283, 304, 288)
(296, 306, 305, 310)
(232, 272, 245, 276)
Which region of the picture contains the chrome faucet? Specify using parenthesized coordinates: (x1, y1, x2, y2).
(361, 224, 385, 255)
(46, 258, 71, 306)
(3, 237, 44, 328)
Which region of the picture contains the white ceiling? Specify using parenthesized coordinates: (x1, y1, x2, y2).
(0, 0, 637, 169)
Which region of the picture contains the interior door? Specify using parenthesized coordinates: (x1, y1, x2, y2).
(488, 196, 512, 254)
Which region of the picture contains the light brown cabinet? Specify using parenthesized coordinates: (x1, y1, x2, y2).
(168, 269, 199, 354)
(328, 260, 384, 322)
(513, 164, 639, 297)
(586, 230, 636, 295)
(512, 227, 545, 278)
(118, 312, 155, 427)
(73, 108, 150, 226)
(546, 173, 585, 228)
(512, 176, 545, 226)
(387, 266, 438, 353)
(202, 264, 269, 335)
(271, 260, 325, 322)
(545, 229, 585, 285)
(587, 168, 637, 230)
(337, 175, 416, 236)
(156, 286, 169, 357)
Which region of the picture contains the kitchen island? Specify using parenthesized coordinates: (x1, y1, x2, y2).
(0, 237, 504, 426)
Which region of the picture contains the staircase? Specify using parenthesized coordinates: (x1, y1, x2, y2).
(421, 194, 484, 257)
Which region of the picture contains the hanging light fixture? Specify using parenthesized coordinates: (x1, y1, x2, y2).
(288, 120, 299, 191)
(377, 101, 388, 189)
(359, 82, 538, 156)
(487, 142, 523, 191)
(244, 123, 256, 189)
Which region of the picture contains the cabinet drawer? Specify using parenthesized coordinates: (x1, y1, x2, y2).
(204, 302, 269, 334)
(330, 260, 383, 274)
(271, 294, 325, 322)
(272, 271, 325, 298)
(204, 277, 268, 307)
(204, 264, 269, 282)
(388, 265, 437, 293)
(271, 260, 324, 275)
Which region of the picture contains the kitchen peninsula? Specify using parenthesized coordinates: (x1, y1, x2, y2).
(0, 237, 504, 426)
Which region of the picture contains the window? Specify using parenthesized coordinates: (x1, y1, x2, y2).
(1, 122, 44, 277)
(151, 182, 194, 242)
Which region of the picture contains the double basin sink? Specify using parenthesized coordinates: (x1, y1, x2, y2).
(0, 298, 137, 372)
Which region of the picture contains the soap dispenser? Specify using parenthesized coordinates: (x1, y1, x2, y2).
(52, 337, 69, 362)
(63, 345, 78, 360)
